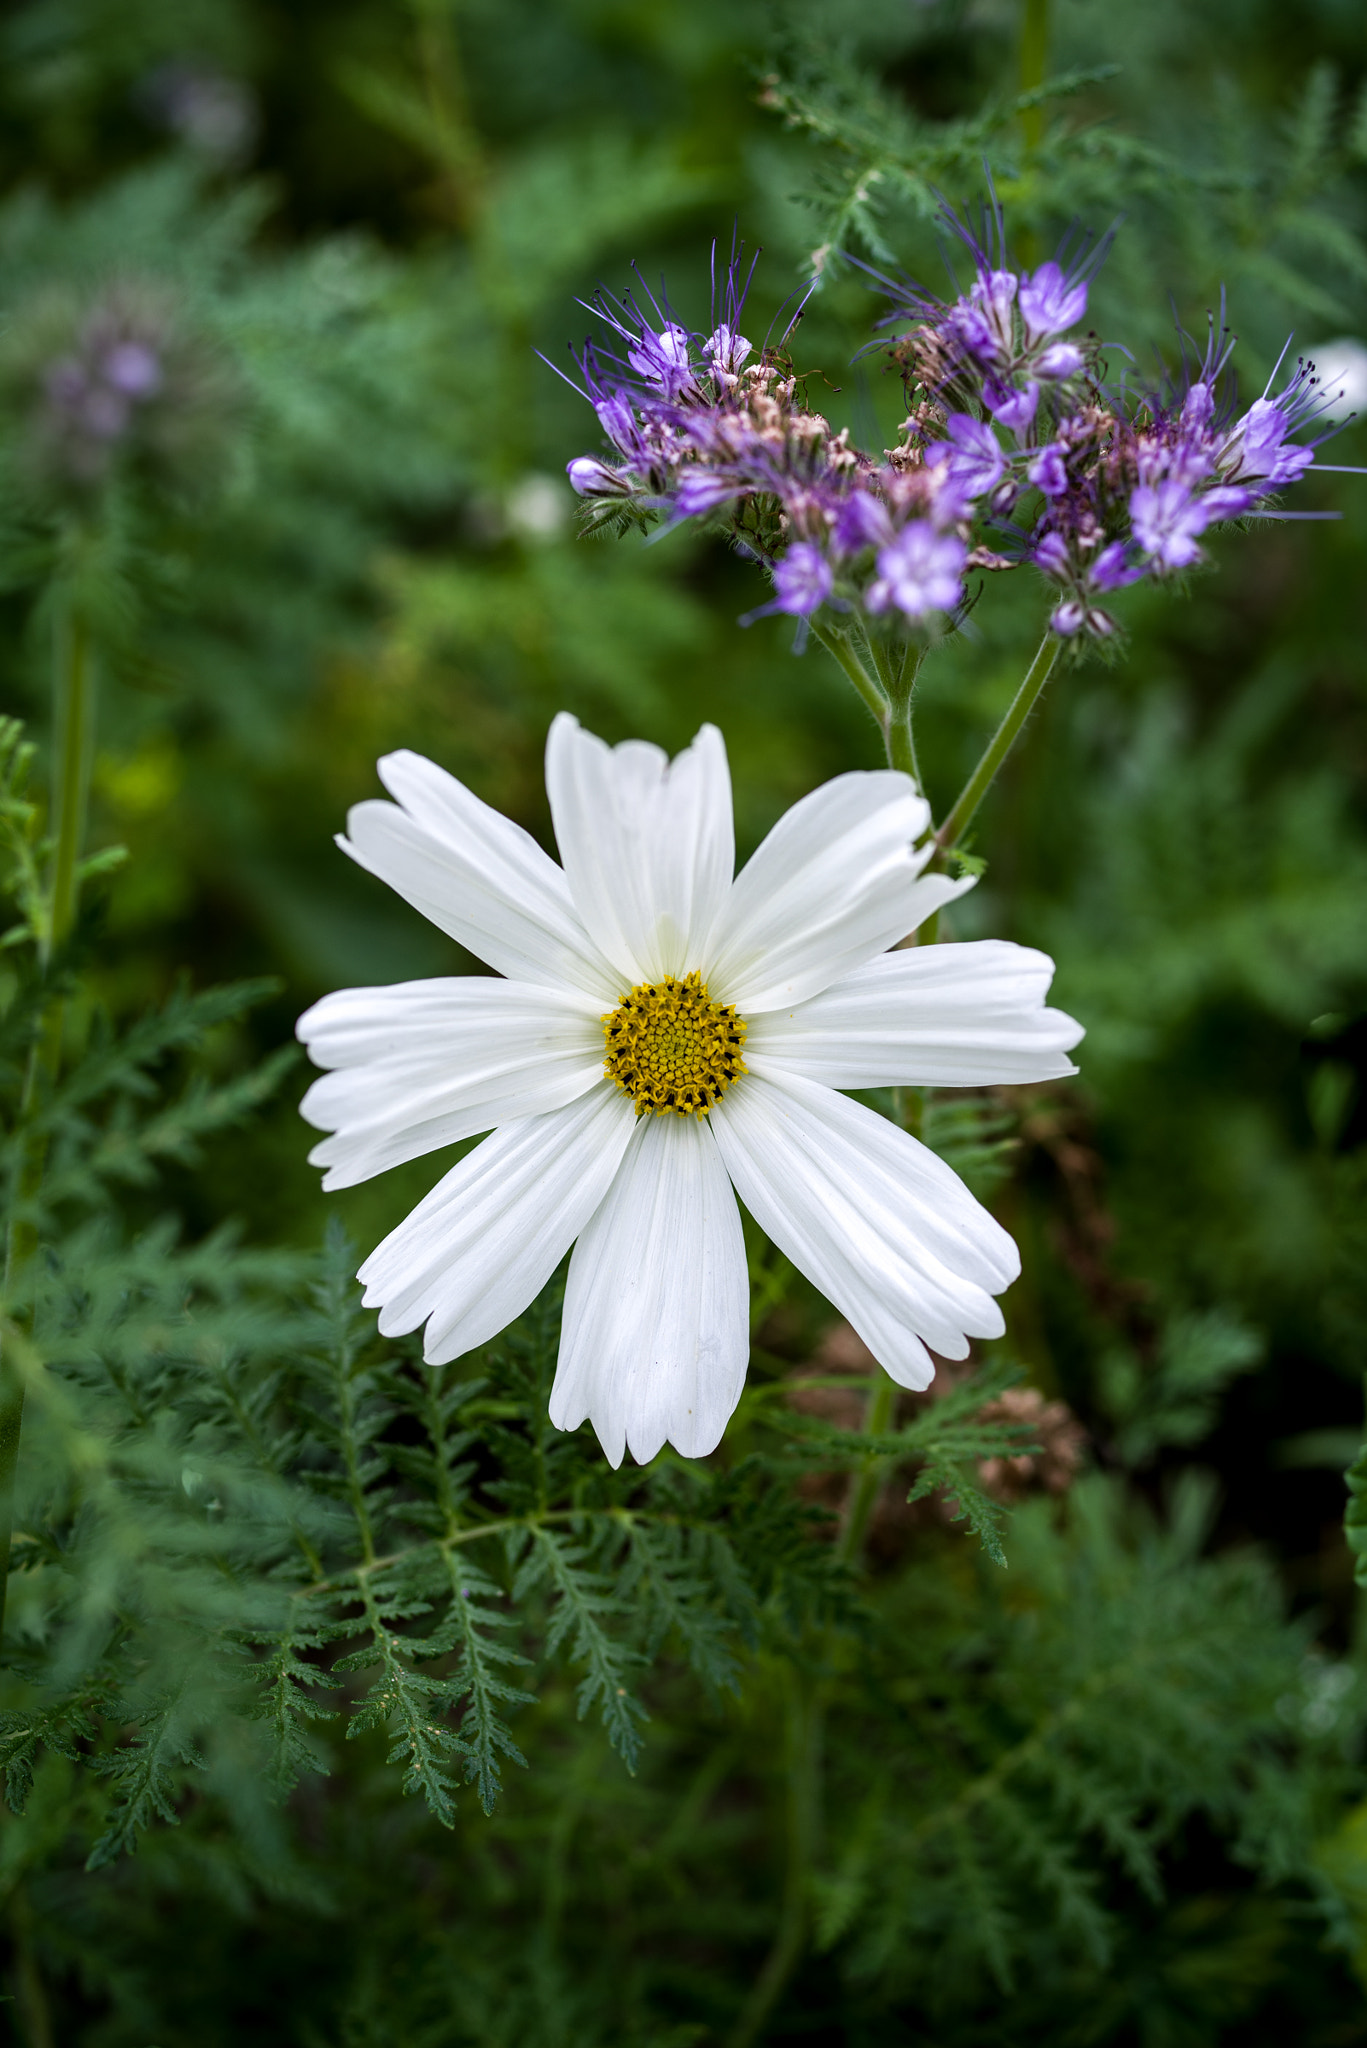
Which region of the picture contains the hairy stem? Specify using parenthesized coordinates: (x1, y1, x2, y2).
(936, 631, 1059, 855)
(1019, 0, 1050, 152)
(872, 637, 925, 784)
(728, 1668, 824, 2048)
(809, 617, 889, 727)
(0, 605, 96, 1648)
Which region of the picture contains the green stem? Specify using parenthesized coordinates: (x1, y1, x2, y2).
(0, 606, 96, 1649)
(808, 617, 888, 728)
(936, 631, 1059, 856)
(881, 642, 926, 785)
(835, 1371, 898, 1568)
(728, 1668, 824, 2048)
(46, 608, 95, 963)
(1019, 0, 1050, 153)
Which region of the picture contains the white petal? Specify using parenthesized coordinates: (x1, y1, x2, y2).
(710, 1065, 1018, 1386)
(298, 977, 607, 1189)
(544, 714, 734, 986)
(704, 770, 971, 1012)
(747, 941, 1085, 1088)
(357, 1085, 635, 1364)
(339, 750, 620, 1000)
(551, 1113, 748, 1467)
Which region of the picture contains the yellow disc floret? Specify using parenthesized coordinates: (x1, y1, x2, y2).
(602, 970, 747, 1118)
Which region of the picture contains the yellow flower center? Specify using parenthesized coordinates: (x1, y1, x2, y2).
(602, 970, 747, 1118)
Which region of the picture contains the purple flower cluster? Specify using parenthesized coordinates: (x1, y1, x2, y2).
(0, 280, 237, 506)
(560, 215, 1341, 644)
(1020, 311, 1338, 636)
(44, 321, 165, 480)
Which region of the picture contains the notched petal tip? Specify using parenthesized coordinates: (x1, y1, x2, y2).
(1043, 1004, 1086, 1054)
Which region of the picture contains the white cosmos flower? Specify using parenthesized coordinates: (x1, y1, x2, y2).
(297, 715, 1083, 1468)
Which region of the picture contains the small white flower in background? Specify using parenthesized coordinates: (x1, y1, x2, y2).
(505, 472, 568, 540)
(298, 718, 1083, 1467)
(1308, 338, 1367, 424)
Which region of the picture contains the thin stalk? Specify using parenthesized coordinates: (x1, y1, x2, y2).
(46, 608, 95, 961)
(936, 631, 1059, 855)
(884, 684, 922, 785)
(870, 636, 924, 784)
(728, 1668, 824, 2048)
(0, 607, 96, 1647)
(835, 1370, 898, 1567)
(1019, 0, 1050, 153)
(808, 617, 888, 727)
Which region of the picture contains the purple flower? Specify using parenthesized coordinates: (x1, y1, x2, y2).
(595, 391, 642, 455)
(627, 323, 696, 400)
(1129, 479, 1210, 569)
(103, 341, 162, 397)
(1033, 530, 1071, 579)
(1180, 381, 1215, 433)
(1090, 540, 1142, 591)
(673, 468, 745, 517)
(947, 270, 1017, 372)
(831, 489, 893, 554)
(985, 378, 1039, 434)
(1203, 484, 1255, 520)
(1027, 445, 1069, 497)
(772, 543, 834, 616)
(1035, 341, 1084, 381)
(703, 324, 752, 376)
(934, 413, 1006, 500)
(1018, 260, 1089, 343)
(1218, 397, 1315, 488)
(867, 523, 967, 620)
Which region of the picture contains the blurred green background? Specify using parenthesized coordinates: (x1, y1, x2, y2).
(2, 0, 1367, 2039)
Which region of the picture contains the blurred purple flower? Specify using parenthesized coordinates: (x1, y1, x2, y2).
(1036, 341, 1084, 380)
(867, 523, 966, 619)
(1090, 540, 1142, 591)
(772, 543, 834, 615)
(831, 488, 893, 554)
(674, 468, 747, 517)
(104, 342, 162, 397)
(1033, 530, 1072, 578)
(1130, 480, 1206, 567)
(141, 60, 258, 165)
(1130, 478, 1249, 568)
(1028, 445, 1068, 497)
(1180, 381, 1216, 433)
(933, 413, 1006, 499)
(985, 378, 1039, 434)
(947, 270, 1017, 372)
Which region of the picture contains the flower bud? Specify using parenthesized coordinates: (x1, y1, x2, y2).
(567, 456, 629, 496)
